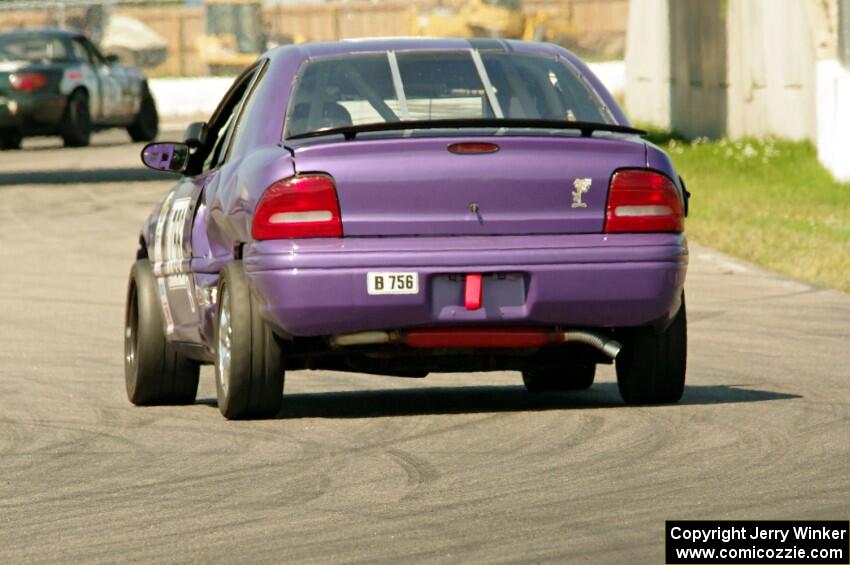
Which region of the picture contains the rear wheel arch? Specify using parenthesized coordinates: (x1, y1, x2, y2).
(67, 85, 89, 104)
(60, 88, 92, 147)
(136, 235, 149, 259)
(66, 86, 90, 122)
(127, 82, 159, 142)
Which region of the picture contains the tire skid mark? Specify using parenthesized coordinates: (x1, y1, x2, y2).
(1, 451, 334, 517)
(385, 448, 440, 497)
(0, 418, 152, 472)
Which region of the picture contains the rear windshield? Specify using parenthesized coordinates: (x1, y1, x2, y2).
(285, 50, 613, 138)
(0, 35, 69, 63)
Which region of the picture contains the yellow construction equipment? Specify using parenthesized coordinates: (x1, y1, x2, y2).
(199, 0, 268, 74)
(408, 0, 526, 40)
(407, 0, 577, 45)
(521, 9, 578, 44)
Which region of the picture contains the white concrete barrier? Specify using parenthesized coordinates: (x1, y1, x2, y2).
(817, 60, 850, 182)
(624, 0, 670, 129)
(149, 62, 626, 122)
(626, 0, 818, 141)
(149, 77, 235, 121)
(587, 61, 625, 99)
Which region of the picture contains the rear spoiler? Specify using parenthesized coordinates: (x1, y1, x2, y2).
(287, 119, 647, 142)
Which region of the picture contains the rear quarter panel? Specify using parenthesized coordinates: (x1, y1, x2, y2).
(205, 148, 296, 251)
(202, 51, 304, 247)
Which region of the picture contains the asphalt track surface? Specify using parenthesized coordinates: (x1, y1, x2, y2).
(1, 130, 848, 564)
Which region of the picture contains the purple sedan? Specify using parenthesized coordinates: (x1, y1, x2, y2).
(127, 38, 689, 419)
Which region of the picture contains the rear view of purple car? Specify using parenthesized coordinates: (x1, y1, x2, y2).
(127, 39, 689, 420)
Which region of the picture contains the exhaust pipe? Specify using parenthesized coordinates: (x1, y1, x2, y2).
(330, 327, 622, 359)
(331, 331, 393, 347)
(560, 331, 622, 359)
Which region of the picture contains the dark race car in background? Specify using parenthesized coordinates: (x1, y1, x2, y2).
(0, 29, 158, 149)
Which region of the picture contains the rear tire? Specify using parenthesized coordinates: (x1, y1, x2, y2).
(522, 362, 595, 392)
(60, 90, 92, 147)
(215, 261, 285, 420)
(127, 86, 159, 142)
(124, 259, 200, 405)
(616, 294, 687, 404)
(0, 128, 22, 150)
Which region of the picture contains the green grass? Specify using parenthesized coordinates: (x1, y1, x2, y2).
(646, 132, 850, 293)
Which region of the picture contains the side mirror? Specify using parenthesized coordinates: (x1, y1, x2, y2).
(105, 53, 120, 64)
(141, 142, 189, 173)
(183, 121, 207, 148)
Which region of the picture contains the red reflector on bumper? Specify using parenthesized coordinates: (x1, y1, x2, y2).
(465, 273, 482, 310)
(404, 327, 556, 349)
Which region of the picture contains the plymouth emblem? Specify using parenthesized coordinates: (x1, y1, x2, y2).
(572, 178, 591, 208)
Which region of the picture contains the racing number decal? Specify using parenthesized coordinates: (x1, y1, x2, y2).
(163, 197, 191, 274)
(152, 193, 174, 332)
(153, 195, 195, 332)
(164, 197, 196, 313)
(152, 192, 174, 273)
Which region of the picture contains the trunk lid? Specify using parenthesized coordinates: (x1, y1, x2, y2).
(290, 135, 646, 237)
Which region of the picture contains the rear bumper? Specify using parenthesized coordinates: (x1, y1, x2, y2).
(243, 233, 688, 337)
(0, 93, 65, 131)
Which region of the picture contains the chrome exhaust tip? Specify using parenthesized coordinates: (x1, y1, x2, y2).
(560, 331, 622, 359)
(330, 331, 391, 347)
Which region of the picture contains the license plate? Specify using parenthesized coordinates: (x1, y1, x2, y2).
(367, 272, 419, 295)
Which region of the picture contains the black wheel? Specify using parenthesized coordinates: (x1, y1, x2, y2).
(127, 86, 159, 142)
(124, 259, 199, 405)
(616, 294, 687, 404)
(522, 362, 596, 392)
(60, 89, 92, 147)
(0, 128, 22, 150)
(215, 261, 285, 420)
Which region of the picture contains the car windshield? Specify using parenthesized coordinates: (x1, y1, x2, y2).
(0, 35, 69, 63)
(285, 50, 614, 138)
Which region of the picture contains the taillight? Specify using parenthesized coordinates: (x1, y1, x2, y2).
(10, 72, 47, 91)
(252, 174, 342, 240)
(604, 170, 684, 233)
